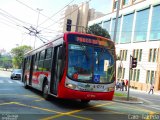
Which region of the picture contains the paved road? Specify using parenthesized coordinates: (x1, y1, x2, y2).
(0, 70, 159, 120)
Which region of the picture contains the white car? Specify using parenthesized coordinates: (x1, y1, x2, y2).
(10, 69, 22, 80)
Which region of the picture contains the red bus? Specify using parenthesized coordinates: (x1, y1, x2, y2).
(22, 32, 116, 103)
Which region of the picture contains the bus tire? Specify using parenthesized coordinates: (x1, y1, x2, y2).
(81, 100, 90, 104)
(43, 82, 50, 100)
(24, 78, 29, 89)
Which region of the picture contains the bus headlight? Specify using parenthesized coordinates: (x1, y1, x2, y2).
(66, 83, 76, 89)
(108, 87, 114, 91)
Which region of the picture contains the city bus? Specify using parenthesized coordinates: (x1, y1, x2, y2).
(22, 32, 116, 103)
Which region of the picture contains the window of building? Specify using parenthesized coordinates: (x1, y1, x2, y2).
(114, 0, 118, 9)
(136, 69, 140, 81)
(111, 18, 115, 40)
(150, 5, 160, 40)
(131, 69, 140, 81)
(119, 50, 128, 61)
(121, 13, 134, 43)
(123, 0, 130, 6)
(103, 20, 110, 32)
(122, 68, 125, 79)
(146, 70, 150, 83)
(148, 48, 158, 62)
(117, 67, 125, 80)
(111, 17, 121, 43)
(146, 70, 156, 84)
(133, 49, 142, 61)
(134, 8, 149, 42)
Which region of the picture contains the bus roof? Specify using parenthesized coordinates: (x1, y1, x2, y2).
(24, 32, 114, 56)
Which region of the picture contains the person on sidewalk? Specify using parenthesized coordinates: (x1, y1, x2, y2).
(116, 81, 120, 90)
(148, 84, 154, 94)
(121, 80, 125, 91)
(125, 79, 128, 91)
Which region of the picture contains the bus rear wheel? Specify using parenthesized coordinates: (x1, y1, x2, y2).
(24, 79, 29, 89)
(43, 82, 50, 100)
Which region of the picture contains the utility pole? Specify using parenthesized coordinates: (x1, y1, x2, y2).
(34, 8, 43, 49)
(127, 55, 132, 101)
(113, 0, 121, 43)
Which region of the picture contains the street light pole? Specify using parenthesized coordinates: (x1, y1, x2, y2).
(34, 8, 43, 49)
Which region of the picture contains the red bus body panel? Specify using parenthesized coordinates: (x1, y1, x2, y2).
(58, 85, 114, 100)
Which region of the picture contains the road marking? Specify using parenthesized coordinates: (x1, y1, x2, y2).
(15, 81, 23, 84)
(142, 105, 160, 111)
(118, 103, 156, 114)
(41, 102, 114, 120)
(13, 102, 63, 113)
(0, 102, 15, 106)
(7, 80, 13, 83)
(0, 94, 43, 99)
(13, 102, 93, 120)
(34, 98, 45, 102)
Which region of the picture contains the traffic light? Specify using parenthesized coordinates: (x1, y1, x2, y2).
(131, 57, 137, 69)
(66, 19, 72, 31)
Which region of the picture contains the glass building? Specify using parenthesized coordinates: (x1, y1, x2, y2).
(88, 0, 160, 91)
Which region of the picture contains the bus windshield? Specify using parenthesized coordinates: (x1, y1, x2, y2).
(67, 44, 115, 84)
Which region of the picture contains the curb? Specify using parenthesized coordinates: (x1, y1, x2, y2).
(113, 99, 144, 104)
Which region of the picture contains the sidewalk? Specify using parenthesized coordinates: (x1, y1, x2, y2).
(115, 88, 160, 95)
(113, 88, 160, 104)
(129, 88, 160, 95)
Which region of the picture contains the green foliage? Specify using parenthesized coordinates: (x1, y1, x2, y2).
(87, 24, 111, 39)
(0, 54, 12, 70)
(11, 45, 32, 68)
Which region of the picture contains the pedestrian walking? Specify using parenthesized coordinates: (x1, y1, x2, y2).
(121, 80, 125, 91)
(116, 81, 120, 90)
(148, 84, 154, 94)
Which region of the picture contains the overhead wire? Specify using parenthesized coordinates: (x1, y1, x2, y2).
(38, 0, 76, 26)
(0, 8, 34, 26)
(15, 0, 51, 20)
(40, 0, 92, 32)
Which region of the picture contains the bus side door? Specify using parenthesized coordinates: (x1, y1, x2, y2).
(51, 45, 63, 95)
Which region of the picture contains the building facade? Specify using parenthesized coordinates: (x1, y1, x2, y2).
(88, 0, 160, 91)
(62, 2, 105, 33)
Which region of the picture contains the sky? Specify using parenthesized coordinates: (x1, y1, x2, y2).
(0, 0, 112, 52)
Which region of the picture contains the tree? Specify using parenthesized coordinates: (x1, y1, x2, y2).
(0, 55, 12, 70)
(87, 24, 111, 39)
(11, 45, 32, 68)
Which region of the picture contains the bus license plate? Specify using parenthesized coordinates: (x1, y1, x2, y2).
(93, 84, 105, 90)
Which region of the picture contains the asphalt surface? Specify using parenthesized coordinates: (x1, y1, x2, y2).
(0, 70, 159, 120)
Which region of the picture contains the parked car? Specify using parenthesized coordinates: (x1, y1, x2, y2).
(10, 69, 22, 80)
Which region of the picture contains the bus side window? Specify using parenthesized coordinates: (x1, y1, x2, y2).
(38, 50, 45, 71)
(34, 53, 40, 71)
(45, 48, 52, 59)
(43, 48, 52, 72)
(26, 56, 31, 71)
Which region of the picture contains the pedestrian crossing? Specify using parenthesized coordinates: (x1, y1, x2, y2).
(0, 80, 23, 84)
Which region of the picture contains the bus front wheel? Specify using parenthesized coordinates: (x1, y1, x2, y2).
(43, 82, 50, 100)
(81, 100, 90, 103)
